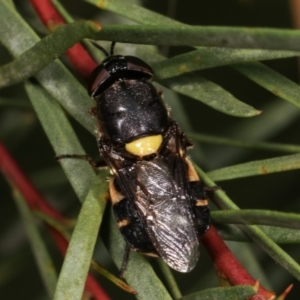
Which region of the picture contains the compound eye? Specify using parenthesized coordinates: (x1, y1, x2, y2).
(125, 56, 153, 80)
(88, 64, 110, 98)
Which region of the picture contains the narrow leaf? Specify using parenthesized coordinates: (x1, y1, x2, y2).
(205, 100, 300, 169)
(12, 188, 57, 298)
(85, 0, 175, 26)
(180, 285, 257, 300)
(0, 21, 100, 89)
(242, 224, 300, 282)
(156, 260, 182, 300)
(95, 24, 300, 51)
(0, 0, 95, 133)
(36, 211, 134, 294)
(53, 177, 107, 300)
(25, 81, 97, 202)
(208, 153, 300, 181)
(162, 75, 260, 117)
(36, 64, 95, 133)
(154, 48, 300, 79)
(260, 226, 300, 244)
(212, 210, 300, 229)
(216, 223, 300, 244)
(233, 62, 300, 109)
(25, 82, 109, 299)
(188, 132, 300, 154)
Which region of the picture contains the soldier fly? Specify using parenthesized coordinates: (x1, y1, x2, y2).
(88, 42, 210, 273)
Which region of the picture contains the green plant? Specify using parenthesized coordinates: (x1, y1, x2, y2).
(1, 0, 300, 299)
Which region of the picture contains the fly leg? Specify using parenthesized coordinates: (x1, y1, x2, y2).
(119, 243, 131, 278)
(55, 154, 106, 168)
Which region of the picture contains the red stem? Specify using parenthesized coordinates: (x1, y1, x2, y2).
(0, 141, 110, 300)
(30, 0, 97, 78)
(202, 226, 276, 300)
(0, 142, 64, 220)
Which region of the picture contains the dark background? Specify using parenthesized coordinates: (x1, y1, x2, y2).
(0, 0, 299, 299)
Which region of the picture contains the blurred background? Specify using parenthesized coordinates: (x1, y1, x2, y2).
(1, 0, 300, 299)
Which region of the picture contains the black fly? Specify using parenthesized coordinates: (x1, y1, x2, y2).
(88, 42, 211, 273)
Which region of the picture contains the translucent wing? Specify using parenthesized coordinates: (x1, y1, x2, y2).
(131, 157, 199, 272)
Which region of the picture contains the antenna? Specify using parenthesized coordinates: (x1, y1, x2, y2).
(110, 41, 116, 56)
(90, 41, 117, 57)
(90, 40, 109, 57)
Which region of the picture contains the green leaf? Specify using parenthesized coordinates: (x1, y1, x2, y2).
(216, 223, 300, 244)
(36, 211, 135, 294)
(85, 0, 176, 26)
(242, 224, 300, 282)
(0, 0, 95, 133)
(260, 226, 300, 244)
(205, 99, 300, 168)
(0, 1, 38, 55)
(162, 74, 261, 117)
(212, 210, 300, 229)
(153, 48, 300, 79)
(24, 74, 110, 300)
(36, 63, 95, 133)
(12, 188, 57, 298)
(188, 132, 300, 154)
(95, 24, 300, 51)
(25, 81, 97, 201)
(233, 62, 300, 110)
(208, 153, 300, 181)
(180, 285, 257, 300)
(0, 21, 100, 89)
(51, 0, 74, 23)
(156, 260, 182, 300)
(25, 81, 109, 299)
(34, 211, 72, 241)
(53, 177, 107, 300)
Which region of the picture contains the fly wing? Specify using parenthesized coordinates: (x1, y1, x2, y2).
(133, 157, 199, 272)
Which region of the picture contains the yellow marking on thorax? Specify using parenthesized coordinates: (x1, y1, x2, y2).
(125, 134, 163, 157)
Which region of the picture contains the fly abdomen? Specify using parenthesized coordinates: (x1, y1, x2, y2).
(111, 179, 157, 255)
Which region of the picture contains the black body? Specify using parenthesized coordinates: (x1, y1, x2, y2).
(89, 50, 210, 272)
(96, 80, 169, 144)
